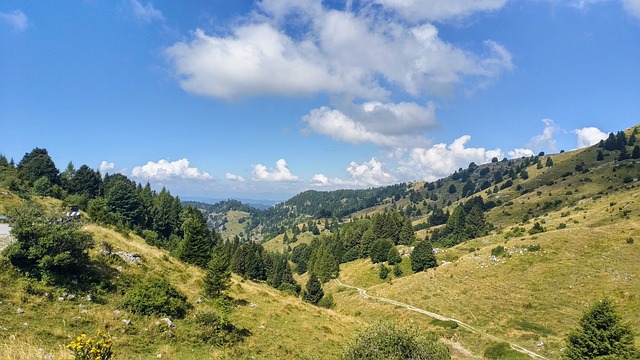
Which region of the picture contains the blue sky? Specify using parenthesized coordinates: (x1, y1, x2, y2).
(1, 0, 639, 200)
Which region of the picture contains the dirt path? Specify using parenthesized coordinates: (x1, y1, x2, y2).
(334, 279, 548, 360)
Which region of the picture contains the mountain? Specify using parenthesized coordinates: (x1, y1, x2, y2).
(1, 125, 639, 359)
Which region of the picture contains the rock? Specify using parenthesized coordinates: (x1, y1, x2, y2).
(16, 308, 24, 314)
(86, 294, 92, 302)
(113, 310, 121, 316)
(195, 298, 202, 304)
(259, 325, 266, 329)
(250, 302, 257, 307)
(157, 354, 163, 359)
(160, 317, 175, 328)
(58, 297, 65, 302)
(67, 294, 76, 300)
(122, 319, 131, 326)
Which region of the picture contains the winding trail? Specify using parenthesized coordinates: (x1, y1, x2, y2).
(334, 279, 548, 360)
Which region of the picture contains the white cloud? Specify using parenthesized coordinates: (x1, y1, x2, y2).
(128, 0, 163, 23)
(131, 158, 212, 180)
(99, 161, 115, 174)
(252, 159, 299, 182)
(164, 3, 512, 100)
(527, 119, 558, 153)
(225, 172, 246, 182)
(374, 0, 509, 22)
(623, 0, 640, 18)
(303, 101, 437, 147)
(573, 127, 608, 148)
(508, 148, 535, 158)
(0, 10, 28, 32)
(403, 135, 503, 180)
(346, 158, 396, 187)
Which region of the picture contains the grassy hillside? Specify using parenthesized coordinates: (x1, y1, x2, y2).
(0, 224, 365, 360)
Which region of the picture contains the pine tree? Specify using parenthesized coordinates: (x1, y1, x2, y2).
(632, 145, 640, 160)
(618, 146, 629, 161)
(398, 217, 416, 245)
(178, 217, 212, 268)
(202, 245, 231, 299)
(393, 264, 403, 277)
(379, 264, 389, 279)
(546, 157, 554, 167)
(387, 246, 402, 265)
(564, 298, 638, 359)
(302, 273, 324, 305)
(596, 150, 605, 161)
(411, 240, 437, 272)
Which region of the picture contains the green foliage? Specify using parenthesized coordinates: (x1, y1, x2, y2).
(191, 311, 250, 347)
(491, 245, 506, 257)
(386, 246, 402, 265)
(564, 298, 638, 359)
(378, 264, 389, 279)
(369, 238, 394, 264)
(302, 273, 324, 305)
(528, 222, 545, 235)
(430, 319, 458, 329)
(341, 321, 450, 360)
(178, 215, 213, 268)
(4, 202, 94, 282)
(411, 240, 437, 272)
(308, 238, 339, 282)
(484, 342, 527, 359)
(317, 293, 335, 309)
(231, 242, 266, 281)
(546, 157, 554, 167)
(392, 264, 403, 277)
(291, 243, 312, 274)
(17, 148, 60, 186)
(67, 331, 113, 360)
(203, 245, 231, 299)
(122, 276, 188, 318)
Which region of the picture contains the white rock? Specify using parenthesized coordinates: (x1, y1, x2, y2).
(113, 310, 121, 316)
(122, 319, 131, 326)
(16, 308, 24, 314)
(160, 317, 174, 328)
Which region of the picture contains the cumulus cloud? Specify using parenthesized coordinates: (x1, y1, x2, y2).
(99, 161, 115, 174)
(527, 119, 558, 153)
(402, 135, 503, 181)
(346, 158, 396, 187)
(574, 127, 608, 148)
(508, 148, 535, 158)
(164, 2, 512, 100)
(131, 158, 212, 180)
(374, 0, 509, 22)
(128, 0, 163, 22)
(252, 159, 299, 182)
(0, 10, 28, 32)
(225, 172, 246, 182)
(623, 0, 640, 18)
(303, 101, 437, 147)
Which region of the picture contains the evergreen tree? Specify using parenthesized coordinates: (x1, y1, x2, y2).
(632, 145, 640, 160)
(448, 184, 457, 194)
(629, 132, 637, 146)
(379, 264, 389, 279)
(536, 161, 543, 169)
(564, 299, 638, 359)
(411, 240, 437, 272)
(202, 244, 231, 299)
(398, 217, 415, 245)
(596, 150, 605, 161)
(618, 146, 629, 161)
(386, 246, 402, 265)
(369, 238, 394, 264)
(546, 157, 554, 167)
(393, 264, 403, 277)
(302, 273, 324, 305)
(464, 205, 488, 240)
(178, 216, 212, 268)
(308, 240, 339, 282)
(16, 148, 60, 186)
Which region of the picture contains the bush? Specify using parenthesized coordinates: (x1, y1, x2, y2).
(341, 321, 450, 360)
(491, 246, 505, 257)
(191, 311, 249, 347)
(484, 342, 526, 359)
(122, 276, 189, 318)
(527, 245, 541, 252)
(318, 293, 335, 309)
(67, 331, 113, 360)
(627, 237, 635, 244)
(379, 264, 389, 279)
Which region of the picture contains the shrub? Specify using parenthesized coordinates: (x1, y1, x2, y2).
(67, 331, 113, 360)
(318, 293, 335, 309)
(191, 311, 249, 347)
(122, 276, 188, 318)
(557, 223, 567, 229)
(484, 342, 525, 359)
(528, 222, 545, 235)
(341, 321, 450, 360)
(491, 246, 505, 257)
(527, 245, 541, 252)
(379, 264, 389, 279)
(627, 237, 635, 245)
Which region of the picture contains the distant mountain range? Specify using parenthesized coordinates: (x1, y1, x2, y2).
(180, 196, 280, 209)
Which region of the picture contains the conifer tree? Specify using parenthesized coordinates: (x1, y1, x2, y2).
(632, 145, 640, 160)
(398, 217, 416, 245)
(596, 150, 605, 161)
(546, 157, 554, 167)
(564, 299, 638, 359)
(387, 246, 402, 265)
(203, 245, 231, 299)
(411, 239, 437, 272)
(178, 217, 212, 268)
(379, 264, 389, 279)
(302, 273, 324, 305)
